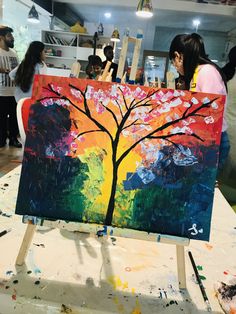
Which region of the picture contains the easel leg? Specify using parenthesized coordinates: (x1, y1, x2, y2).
(16, 223, 36, 266)
(129, 38, 142, 83)
(176, 245, 187, 289)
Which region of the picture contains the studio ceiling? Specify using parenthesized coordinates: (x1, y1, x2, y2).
(54, 0, 236, 33)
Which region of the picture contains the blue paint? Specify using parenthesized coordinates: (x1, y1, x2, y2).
(97, 226, 107, 237)
(109, 228, 114, 236)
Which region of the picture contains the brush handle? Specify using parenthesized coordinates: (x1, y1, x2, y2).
(0, 230, 7, 237)
(188, 251, 209, 302)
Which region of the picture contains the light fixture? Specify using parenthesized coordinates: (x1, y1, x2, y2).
(104, 12, 111, 18)
(111, 28, 120, 42)
(27, 4, 40, 24)
(136, 0, 153, 18)
(193, 19, 200, 32)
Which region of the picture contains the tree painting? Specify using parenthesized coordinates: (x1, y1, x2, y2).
(16, 75, 225, 240)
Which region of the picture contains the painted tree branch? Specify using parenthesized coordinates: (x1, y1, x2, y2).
(148, 132, 204, 142)
(69, 84, 90, 116)
(41, 85, 84, 114)
(130, 89, 159, 110)
(100, 102, 119, 128)
(76, 129, 104, 138)
(123, 121, 149, 131)
(116, 97, 218, 166)
(115, 99, 124, 118)
(118, 86, 128, 111)
(41, 84, 114, 143)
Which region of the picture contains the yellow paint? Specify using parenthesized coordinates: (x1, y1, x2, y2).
(107, 276, 129, 291)
(95, 142, 140, 208)
(131, 288, 136, 294)
(131, 299, 142, 314)
(108, 276, 122, 290)
(122, 281, 129, 290)
(113, 296, 125, 314)
(130, 264, 149, 272)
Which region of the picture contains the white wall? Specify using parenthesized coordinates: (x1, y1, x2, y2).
(2, 0, 51, 60)
(153, 27, 228, 62)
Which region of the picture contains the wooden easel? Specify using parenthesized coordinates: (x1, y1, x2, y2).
(116, 31, 143, 84)
(166, 71, 176, 89)
(16, 219, 189, 289)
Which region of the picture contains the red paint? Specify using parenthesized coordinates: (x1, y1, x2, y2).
(12, 294, 16, 301)
(223, 271, 229, 275)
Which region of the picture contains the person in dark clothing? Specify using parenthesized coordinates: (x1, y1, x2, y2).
(102, 45, 118, 82)
(0, 25, 21, 148)
(222, 46, 236, 81)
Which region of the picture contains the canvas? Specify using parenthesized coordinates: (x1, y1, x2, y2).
(16, 75, 225, 241)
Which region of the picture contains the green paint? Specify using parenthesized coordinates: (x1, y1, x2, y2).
(197, 265, 203, 271)
(112, 183, 135, 227)
(132, 186, 187, 230)
(62, 159, 89, 220)
(199, 275, 206, 280)
(81, 148, 106, 220)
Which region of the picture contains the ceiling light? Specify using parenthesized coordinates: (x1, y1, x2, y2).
(193, 19, 200, 32)
(136, 0, 153, 18)
(104, 12, 111, 18)
(27, 4, 40, 24)
(111, 28, 120, 42)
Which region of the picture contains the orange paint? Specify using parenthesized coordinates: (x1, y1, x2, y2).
(205, 243, 213, 250)
(131, 299, 142, 314)
(230, 307, 236, 314)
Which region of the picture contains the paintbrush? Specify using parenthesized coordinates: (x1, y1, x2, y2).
(188, 251, 212, 312)
(0, 228, 12, 237)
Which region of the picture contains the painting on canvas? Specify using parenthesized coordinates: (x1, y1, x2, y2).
(16, 75, 225, 240)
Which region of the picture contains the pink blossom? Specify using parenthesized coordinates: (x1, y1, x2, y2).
(70, 88, 83, 100)
(204, 116, 214, 124)
(133, 87, 148, 99)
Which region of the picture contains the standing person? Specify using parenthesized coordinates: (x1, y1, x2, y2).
(9, 41, 47, 102)
(221, 46, 236, 188)
(102, 45, 118, 82)
(169, 33, 230, 171)
(0, 25, 21, 148)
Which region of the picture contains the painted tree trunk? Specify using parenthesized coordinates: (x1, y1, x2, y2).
(105, 157, 118, 225)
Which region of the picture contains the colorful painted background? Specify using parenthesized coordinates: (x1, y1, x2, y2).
(16, 75, 225, 240)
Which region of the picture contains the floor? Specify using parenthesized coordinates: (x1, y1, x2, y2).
(0, 144, 23, 178)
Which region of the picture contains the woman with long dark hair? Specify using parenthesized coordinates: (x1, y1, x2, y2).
(220, 46, 236, 196)
(10, 41, 47, 102)
(169, 33, 230, 172)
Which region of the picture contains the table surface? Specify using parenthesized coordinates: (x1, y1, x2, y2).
(0, 165, 236, 314)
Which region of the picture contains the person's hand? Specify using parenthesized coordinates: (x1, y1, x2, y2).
(0, 67, 10, 73)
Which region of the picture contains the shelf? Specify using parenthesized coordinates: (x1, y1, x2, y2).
(46, 55, 76, 60)
(44, 43, 77, 48)
(42, 29, 112, 72)
(43, 30, 77, 36)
